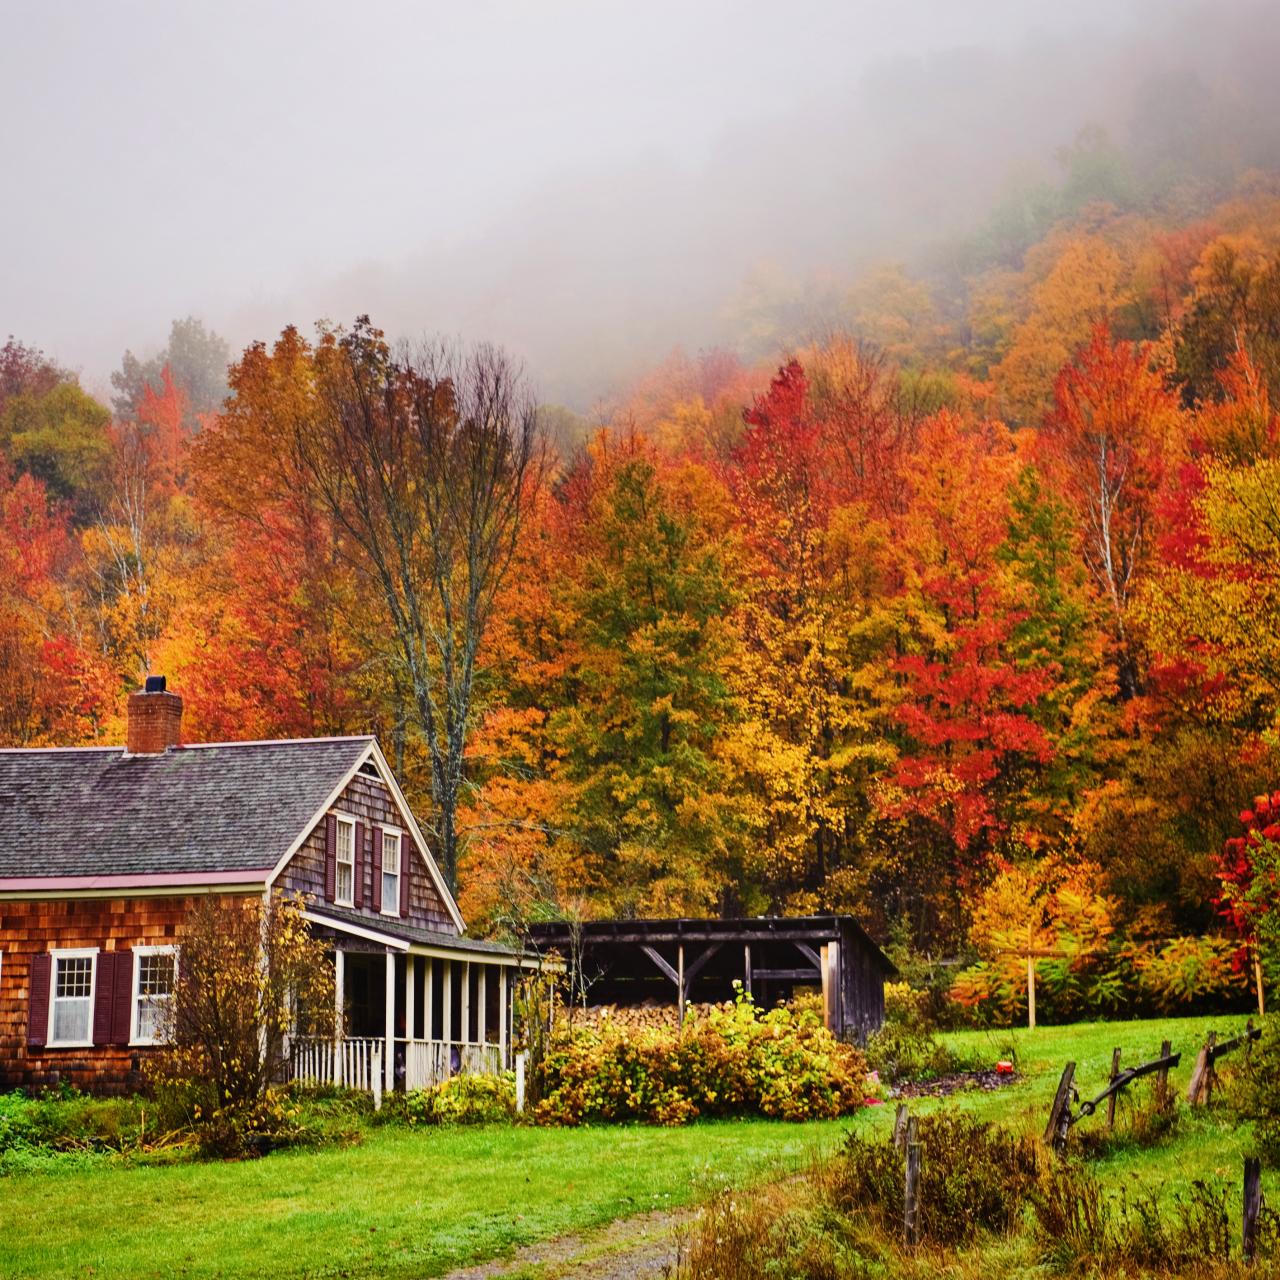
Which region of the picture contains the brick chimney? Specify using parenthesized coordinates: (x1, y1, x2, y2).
(126, 675, 184, 754)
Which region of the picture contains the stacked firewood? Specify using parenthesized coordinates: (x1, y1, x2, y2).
(556, 1000, 734, 1032)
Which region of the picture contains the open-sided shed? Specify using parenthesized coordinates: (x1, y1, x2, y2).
(526, 915, 896, 1043)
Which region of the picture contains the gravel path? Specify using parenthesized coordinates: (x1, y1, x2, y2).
(437, 1207, 690, 1280)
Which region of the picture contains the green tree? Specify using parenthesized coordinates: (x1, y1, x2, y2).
(111, 316, 230, 426)
(552, 447, 748, 914)
(0, 382, 111, 516)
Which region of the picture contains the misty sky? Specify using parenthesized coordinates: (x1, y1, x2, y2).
(1, 0, 1262, 407)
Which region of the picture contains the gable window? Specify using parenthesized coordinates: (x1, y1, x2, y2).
(132, 947, 177, 1045)
(49, 950, 96, 1047)
(381, 830, 402, 916)
(335, 815, 356, 907)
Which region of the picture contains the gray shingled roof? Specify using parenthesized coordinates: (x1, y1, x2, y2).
(0, 738, 372, 879)
(308, 906, 525, 957)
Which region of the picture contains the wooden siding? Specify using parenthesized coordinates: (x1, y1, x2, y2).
(0, 894, 246, 1094)
(277, 773, 456, 933)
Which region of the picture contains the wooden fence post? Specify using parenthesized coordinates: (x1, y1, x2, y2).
(1256, 952, 1266, 1019)
(1027, 955, 1036, 1031)
(1244, 1156, 1262, 1264)
(1188, 1031, 1216, 1106)
(1045, 1061, 1075, 1153)
(904, 1118, 921, 1247)
(1107, 1047, 1122, 1130)
(1156, 1039, 1171, 1099)
(893, 1103, 909, 1150)
(515, 1051, 526, 1113)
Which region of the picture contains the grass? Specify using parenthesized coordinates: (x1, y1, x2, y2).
(0, 1117, 850, 1280)
(0, 1012, 1269, 1279)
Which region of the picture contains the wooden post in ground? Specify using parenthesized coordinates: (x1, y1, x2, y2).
(893, 1103, 909, 1150)
(1027, 955, 1036, 1030)
(1156, 1038, 1172, 1104)
(1045, 1062, 1076, 1153)
(515, 1052, 526, 1113)
(1244, 1156, 1262, 1264)
(904, 1118, 922, 1247)
(1256, 952, 1266, 1019)
(1188, 1031, 1217, 1105)
(1107, 1047, 1122, 1130)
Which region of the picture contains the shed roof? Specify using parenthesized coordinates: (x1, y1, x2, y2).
(0, 737, 372, 881)
(526, 914, 897, 973)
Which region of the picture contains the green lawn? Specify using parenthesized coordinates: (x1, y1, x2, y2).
(0, 1013, 1269, 1279)
(0, 1118, 850, 1280)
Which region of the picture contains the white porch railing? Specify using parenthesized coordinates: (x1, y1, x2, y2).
(290, 1037, 383, 1092)
(404, 1039, 503, 1091)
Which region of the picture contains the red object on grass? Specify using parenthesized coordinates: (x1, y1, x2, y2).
(995, 1060, 1014, 1075)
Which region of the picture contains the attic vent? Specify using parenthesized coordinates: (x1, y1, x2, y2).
(358, 761, 380, 778)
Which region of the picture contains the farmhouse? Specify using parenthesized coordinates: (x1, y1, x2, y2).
(528, 914, 895, 1042)
(0, 677, 533, 1096)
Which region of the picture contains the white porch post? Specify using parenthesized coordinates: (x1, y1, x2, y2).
(424, 959, 435, 1041)
(461, 961, 472, 1044)
(499, 967, 509, 1067)
(384, 952, 395, 1095)
(405, 956, 418, 1041)
(477, 966, 487, 1045)
(442, 961, 453, 1042)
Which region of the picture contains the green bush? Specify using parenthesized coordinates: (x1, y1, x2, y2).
(401, 1073, 516, 1126)
(534, 994, 866, 1126)
(864, 982, 955, 1082)
(1242, 1016, 1280, 1162)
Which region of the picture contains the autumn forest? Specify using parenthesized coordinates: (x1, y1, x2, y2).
(7, 125, 1280, 1018)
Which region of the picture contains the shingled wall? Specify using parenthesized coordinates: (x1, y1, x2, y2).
(0, 894, 244, 1094)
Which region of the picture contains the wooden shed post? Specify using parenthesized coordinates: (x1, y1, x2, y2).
(743, 944, 752, 997)
(384, 951, 395, 1095)
(677, 945, 686, 1026)
(827, 940, 841, 1034)
(820, 944, 830, 1029)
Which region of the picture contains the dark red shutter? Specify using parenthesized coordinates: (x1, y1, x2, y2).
(27, 954, 51, 1048)
(92, 952, 117, 1045)
(400, 839, 411, 917)
(371, 827, 383, 913)
(111, 950, 134, 1045)
(353, 822, 365, 909)
(324, 813, 337, 902)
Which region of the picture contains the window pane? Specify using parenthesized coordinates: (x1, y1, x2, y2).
(53, 997, 90, 1043)
(55, 957, 92, 999)
(336, 820, 353, 859)
(136, 996, 170, 1041)
(336, 863, 353, 902)
(138, 953, 175, 996)
(382, 871, 398, 908)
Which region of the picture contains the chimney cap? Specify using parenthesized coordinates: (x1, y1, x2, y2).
(144, 674, 167, 693)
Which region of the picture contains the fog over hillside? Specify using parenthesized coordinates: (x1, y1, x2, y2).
(4, 0, 1279, 407)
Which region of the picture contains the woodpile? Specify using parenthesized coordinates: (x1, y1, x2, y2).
(557, 1000, 733, 1032)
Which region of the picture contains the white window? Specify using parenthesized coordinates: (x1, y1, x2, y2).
(49, 949, 96, 1047)
(381, 830, 402, 915)
(132, 946, 177, 1045)
(335, 815, 356, 907)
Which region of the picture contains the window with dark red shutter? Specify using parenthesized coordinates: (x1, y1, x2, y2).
(324, 813, 337, 902)
(92, 952, 118, 1045)
(27, 954, 51, 1048)
(371, 827, 383, 913)
(400, 843, 412, 917)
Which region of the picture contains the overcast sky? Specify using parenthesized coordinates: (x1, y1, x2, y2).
(1, 0, 1265, 407)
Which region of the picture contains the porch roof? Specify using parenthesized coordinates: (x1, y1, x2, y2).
(305, 905, 540, 966)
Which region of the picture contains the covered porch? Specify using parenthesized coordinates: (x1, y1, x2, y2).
(292, 909, 540, 1097)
